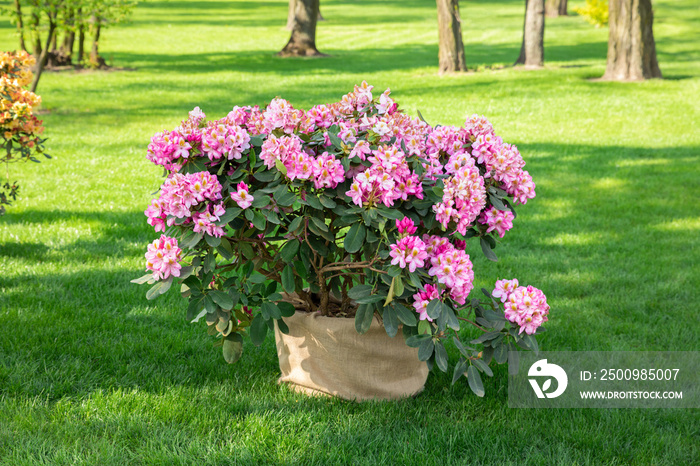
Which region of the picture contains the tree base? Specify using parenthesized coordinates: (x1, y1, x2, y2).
(276, 45, 327, 57)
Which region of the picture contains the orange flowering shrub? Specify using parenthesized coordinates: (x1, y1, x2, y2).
(1, 50, 49, 214)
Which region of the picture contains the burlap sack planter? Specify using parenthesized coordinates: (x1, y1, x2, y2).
(274, 311, 429, 401)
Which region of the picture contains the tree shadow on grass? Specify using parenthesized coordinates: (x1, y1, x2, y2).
(110, 39, 618, 77)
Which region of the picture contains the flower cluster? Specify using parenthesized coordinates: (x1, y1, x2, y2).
(478, 206, 515, 238)
(145, 235, 183, 280)
(389, 234, 428, 273)
(1, 51, 44, 154)
(145, 171, 224, 235)
(493, 279, 550, 335)
(387, 223, 476, 319)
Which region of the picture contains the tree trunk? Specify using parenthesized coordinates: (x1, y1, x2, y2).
(436, 0, 467, 74)
(78, 26, 85, 65)
(545, 0, 567, 17)
(602, 0, 661, 80)
(60, 7, 75, 65)
(77, 8, 85, 65)
(515, 0, 545, 68)
(89, 15, 106, 67)
(287, 0, 324, 30)
(31, 9, 42, 58)
(14, 0, 27, 51)
(286, 0, 296, 30)
(31, 14, 57, 93)
(278, 0, 323, 57)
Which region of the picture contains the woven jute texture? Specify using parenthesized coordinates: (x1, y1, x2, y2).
(274, 311, 429, 401)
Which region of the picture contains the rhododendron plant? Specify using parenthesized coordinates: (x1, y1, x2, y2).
(1, 51, 49, 214)
(133, 82, 550, 397)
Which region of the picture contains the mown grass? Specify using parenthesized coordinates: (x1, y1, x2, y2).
(1, 0, 699, 464)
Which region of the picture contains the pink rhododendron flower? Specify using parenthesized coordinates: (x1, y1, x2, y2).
(427, 247, 475, 304)
(433, 163, 487, 236)
(230, 182, 254, 209)
(396, 217, 417, 237)
(312, 152, 345, 189)
(389, 236, 428, 273)
(145, 172, 223, 229)
(499, 283, 549, 335)
(145, 235, 183, 281)
(478, 206, 515, 238)
(412, 284, 440, 322)
(492, 278, 519, 303)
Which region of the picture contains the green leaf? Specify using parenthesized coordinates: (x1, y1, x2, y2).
(471, 331, 502, 344)
(263, 301, 282, 320)
(248, 272, 267, 284)
(181, 232, 204, 249)
(217, 239, 234, 260)
(488, 193, 507, 211)
(288, 216, 303, 233)
(417, 338, 435, 361)
(426, 299, 442, 320)
(467, 365, 485, 397)
(250, 314, 268, 346)
(278, 301, 296, 317)
(444, 305, 460, 331)
(348, 284, 373, 300)
(281, 265, 295, 293)
(480, 237, 498, 262)
(253, 170, 276, 182)
(310, 216, 329, 232)
(275, 189, 296, 207)
(452, 337, 473, 358)
(275, 159, 287, 175)
(276, 318, 289, 334)
(382, 304, 399, 338)
(240, 242, 255, 260)
(217, 207, 242, 225)
(204, 234, 221, 248)
(222, 333, 243, 364)
(434, 342, 448, 372)
(355, 303, 374, 334)
(328, 131, 343, 150)
(344, 222, 366, 253)
(355, 294, 386, 304)
(452, 358, 468, 384)
(417, 319, 432, 335)
(319, 195, 337, 208)
(393, 303, 417, 326)
(251, 195, 271, 208)
(279, 240, 300, 262)
(472, 358, 494, 377)
(305, 194, 324, 210)
(405, 334, 431, 347)
(146, 278, 172, 300)
(519, 334, 539, 355)
(204, 294, 218, 314)
(375, 207, 404, 220)
(187, 298, 204, 321)
(209, 290, 234, 310)
(131, 273, 154, 285)
(251, 210, 267, 230)
(494, 343, 508, 364)
(204, 250, 216, 273)
(394, 276, 404, 297)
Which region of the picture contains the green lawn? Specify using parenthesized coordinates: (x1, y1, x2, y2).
(1, 0, 699, 464)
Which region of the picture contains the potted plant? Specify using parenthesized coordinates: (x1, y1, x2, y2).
(133, 82, 550, 400)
